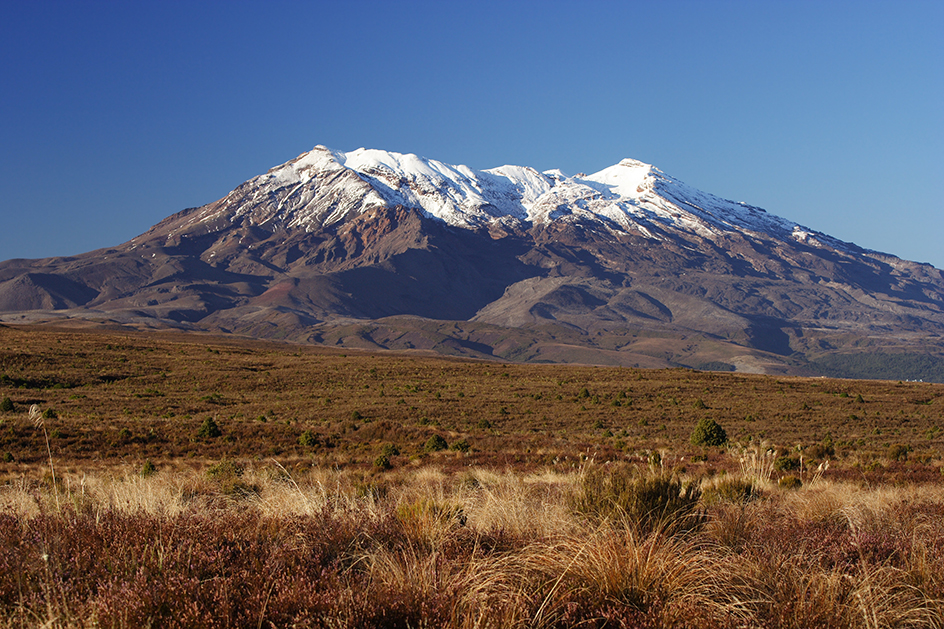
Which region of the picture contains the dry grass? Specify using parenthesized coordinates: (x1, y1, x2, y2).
(1, 464, 944, 627)
(4, 326, 944, 626)
(2, 324, 944, 480)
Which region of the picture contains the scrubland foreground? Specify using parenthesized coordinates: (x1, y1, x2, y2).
(2, 325, 944, 627)
(3, 464, 944, 628)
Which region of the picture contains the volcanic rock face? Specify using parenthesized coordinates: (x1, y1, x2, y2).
(2, 146, 944, 378)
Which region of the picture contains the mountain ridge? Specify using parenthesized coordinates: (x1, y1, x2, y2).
(2, 145, 943, 380)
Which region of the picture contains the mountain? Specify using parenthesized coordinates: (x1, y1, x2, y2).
(3, 145, 944, 380)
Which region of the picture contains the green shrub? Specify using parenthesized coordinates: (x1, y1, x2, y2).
(450, 438, 471, 453)
(0, 397, 13, 412)
(42, 408, 57, 420)
(140, 459, 157, 477)
(774, 456, 800, 472)
(887, 443, 911, 462)
(381, 443, 400, 457)
(572, 465, 702, 533)
(207, 459, 243, 480)
(374, 454, 392, 471)
(778, 475, 802, 490)
(424, 434, 448, 452)
(206, 460, 255, 496)
(298, 430, 319, 447)
(690, 418, 727, 447)
(805, 442, 834, 460)
(197, 417, 222, 439)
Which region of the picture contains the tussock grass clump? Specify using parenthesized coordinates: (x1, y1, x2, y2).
(1, 467, 944, 627)
(571, 463, 702, 533)
(701, 475, 757, 505)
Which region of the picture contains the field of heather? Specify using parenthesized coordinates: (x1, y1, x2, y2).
(2, 324, 944, 627)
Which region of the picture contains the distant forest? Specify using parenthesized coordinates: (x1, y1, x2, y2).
(810, 352, 944, 383)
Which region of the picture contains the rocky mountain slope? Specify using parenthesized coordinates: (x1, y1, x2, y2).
(2, 146, 944, 379)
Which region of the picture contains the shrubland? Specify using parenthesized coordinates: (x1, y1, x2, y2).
(2, 324, 944, 627)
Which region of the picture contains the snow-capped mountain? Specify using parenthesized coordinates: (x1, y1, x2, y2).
(164, 146, 832, 247)
(2, 145, 943, 379)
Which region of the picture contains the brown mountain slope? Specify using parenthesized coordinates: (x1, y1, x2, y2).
(2, 147, 944, 380)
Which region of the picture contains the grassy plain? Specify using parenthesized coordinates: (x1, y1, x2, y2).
(2, 324, 944, 627)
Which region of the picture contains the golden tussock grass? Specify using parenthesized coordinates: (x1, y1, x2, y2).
(2, 463, 944, 627)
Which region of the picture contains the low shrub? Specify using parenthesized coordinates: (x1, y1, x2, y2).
(887, 443, 911, 462)
(690, 418, 727, 447)
(778, 475, 802, 490)
(450, 438, 471, 452)
(197, 417, 222, 439)
(206, 459, 255, 496)
(424, 435, 448, 452)
(140, 459, 157, 477)
(774, 456, 800, 472)
(0, 397, 13, 412)
(298, 429, 319, 447)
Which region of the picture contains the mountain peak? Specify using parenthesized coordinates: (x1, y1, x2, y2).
(202, 145, 830, 248)
(2, 143, 943, 380)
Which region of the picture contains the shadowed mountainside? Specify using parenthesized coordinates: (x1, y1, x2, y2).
(2, 146, 943, 380)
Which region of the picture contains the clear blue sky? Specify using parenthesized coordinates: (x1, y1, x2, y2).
(2, 0, 942, 268)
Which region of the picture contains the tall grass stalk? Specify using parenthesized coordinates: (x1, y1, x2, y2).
(30, 404, 60, 514)
(733, 442, 777, 487)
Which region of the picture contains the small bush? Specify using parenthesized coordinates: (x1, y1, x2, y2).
(690, 418, 727, 447)
(0, 397, 13, 412)
(887, 443, 911, 462)
(206, 460, 255, 496)
(381, 443, 400, 457)
(140, 459, 157, 477)
(298, 430, 319, 447)
(774, 456, 800, 472)
(42, 408, 58, 420)
(424, 435, 448, 452)
(207, 459, 243, 480)
(197, 417, 222, 439)
(374, 454, 392, 470)
(450, 438, 471, 453)
(778, 475, 802, 490)
(805, 442, 834, 460)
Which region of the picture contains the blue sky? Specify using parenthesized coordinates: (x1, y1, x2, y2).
(2, 0, 942, 268)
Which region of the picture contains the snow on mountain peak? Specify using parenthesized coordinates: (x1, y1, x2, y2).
(582, 158, 653, 199)
(213, 145, 829, 250)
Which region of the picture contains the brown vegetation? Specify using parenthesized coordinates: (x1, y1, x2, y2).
(2, 324, 944, 626)
(3, 465, 944, 627)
